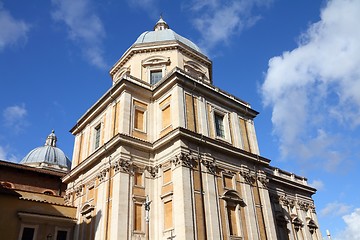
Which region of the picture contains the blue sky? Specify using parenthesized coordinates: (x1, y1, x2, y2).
(1, 0, 359, 238)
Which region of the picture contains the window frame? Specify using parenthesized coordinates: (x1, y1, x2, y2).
(150, 69, 163, 85)
(54, 227, 70, 240)
(93, 123, 102, 150)
(18, 224, 38, 240)
(133, 106, 147, 133)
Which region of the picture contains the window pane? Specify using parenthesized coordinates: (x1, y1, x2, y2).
(215, 114, 225, 138)
(95, 125, 101, 149)
(134, 203, 142, 231)
(150, 70, 162, 84)
(56, 230, 67, 240)
(162, 105, 171, 129)
(21, 227, 35, 240)
(134, 109, 144, 130)
(164, 201, 173, 229)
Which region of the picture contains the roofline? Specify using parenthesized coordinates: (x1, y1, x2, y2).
(0, 160, 67, 177)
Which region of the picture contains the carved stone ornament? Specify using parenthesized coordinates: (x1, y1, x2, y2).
(146, 165, 161, 178)
(279, 195, 295, 208)
(113, 159, 133, 174)
(64, 193, 71, 204)
(171, 152, 196, 169)
(97, 168, 109, 182)
(257, 175, 269, 188)
(201, 158, 216, 174)
(240, 170, 256, 185)
(292, 216, 303, 231)
(75, 185, 83, 197)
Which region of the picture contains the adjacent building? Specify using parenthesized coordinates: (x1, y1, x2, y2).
(0, 131, 76, 240)
(62, 17, 322, 240)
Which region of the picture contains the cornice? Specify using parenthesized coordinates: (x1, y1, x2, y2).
(109, 40, 211, 76)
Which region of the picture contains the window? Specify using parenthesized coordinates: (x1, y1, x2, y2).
(150, 70, 162, 84)
(214, 113, 225, 138)
(134, 203, 142, 231)
(162, 105, 171, 129)
(56, 230, 68, 240)
(134, 108, 145, 131)
(227, 205, 238, 236)
(163, 169, 172, 185)
(164, 200, 173, 230)
(20, 227, 35, 240)
(94, 124, 101, 149)
(134, 172, 143, 187)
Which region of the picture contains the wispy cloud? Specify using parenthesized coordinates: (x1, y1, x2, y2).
(333, 208, 360, 240)
(2, 104, 28, 133)
(261, 0, 360, 170)
(320, 201, 352, 218)
(51, 0, 107, 69)
(0, 145, 18, 162)
(187, 0, 271, 53)
(0, 2, 30, 51)
(309, 179, 324, 190)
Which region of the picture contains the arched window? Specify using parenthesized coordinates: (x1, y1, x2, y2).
(43, 190, 55, 195)
(1, 181, 13, 189)
(221, 190, 246, 238)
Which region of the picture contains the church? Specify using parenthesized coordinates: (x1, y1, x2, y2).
(61, 17, 322, 240)
(0, 17, 322, 240)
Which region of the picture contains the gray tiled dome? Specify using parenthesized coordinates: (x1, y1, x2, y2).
(20, 130, 71, 171)
(133, 17, 203, 54)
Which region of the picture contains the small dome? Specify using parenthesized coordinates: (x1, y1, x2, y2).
(133, 17, 203, 54)
(20, 130, 71, 171)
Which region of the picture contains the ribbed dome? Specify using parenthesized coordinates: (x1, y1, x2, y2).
(133, 17, 203, 54)
(20, 130, 71, 171)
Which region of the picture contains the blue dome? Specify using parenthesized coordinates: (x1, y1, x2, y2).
(20, 130, 71, 171)
(133, 17, 203, 54)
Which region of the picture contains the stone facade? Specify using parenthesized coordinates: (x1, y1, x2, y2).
(63, 18, 322, 240)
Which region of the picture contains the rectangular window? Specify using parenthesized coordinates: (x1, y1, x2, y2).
(214, 113, 225, 138)
(134, 172, 143, 187)
(56, 230, 68, 240)
(223, 175, 233, 189)
(227, 205, 238, 236)
(134, 108, 145, 131)
(134, 203, 142, 231)
(162, 105, 171, 129)
(164, 200, 173, 230)
(163, 169, 172, 184)
(150, 70, 162, 84)
(94, 124, 101, 149)
(21, 227, 35, 240)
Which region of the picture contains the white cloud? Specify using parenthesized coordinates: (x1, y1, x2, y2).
(333, 208, 360, 240)
(51, 0, 106, 68)
(188, 0, 271, 53)
(309, 179, 324, 190)
(320, 201, 352, 218)
(2, 104, 28, 133)
(0, 2, 30, 51)
(261, 0, 360, 168)
(0, 145, 18, 162)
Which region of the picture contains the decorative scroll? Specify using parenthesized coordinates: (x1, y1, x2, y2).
(112, 159, 133, 174)
(145, 165, 161, 178)
(201, 158, 216, 174)
(171, 152, 196, 169)
(75, 185, 83, 197)
(97, 168, 109, 182)
(240, 170, 256, 185)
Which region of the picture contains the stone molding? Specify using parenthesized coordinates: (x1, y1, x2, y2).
(97, 168, 110, 182)
(145, 165, 161, 178)
(201, 158, 216, 174)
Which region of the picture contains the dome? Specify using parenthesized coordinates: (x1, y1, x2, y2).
(133, 17, 203, 54)
(20, 130, 71, 171)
